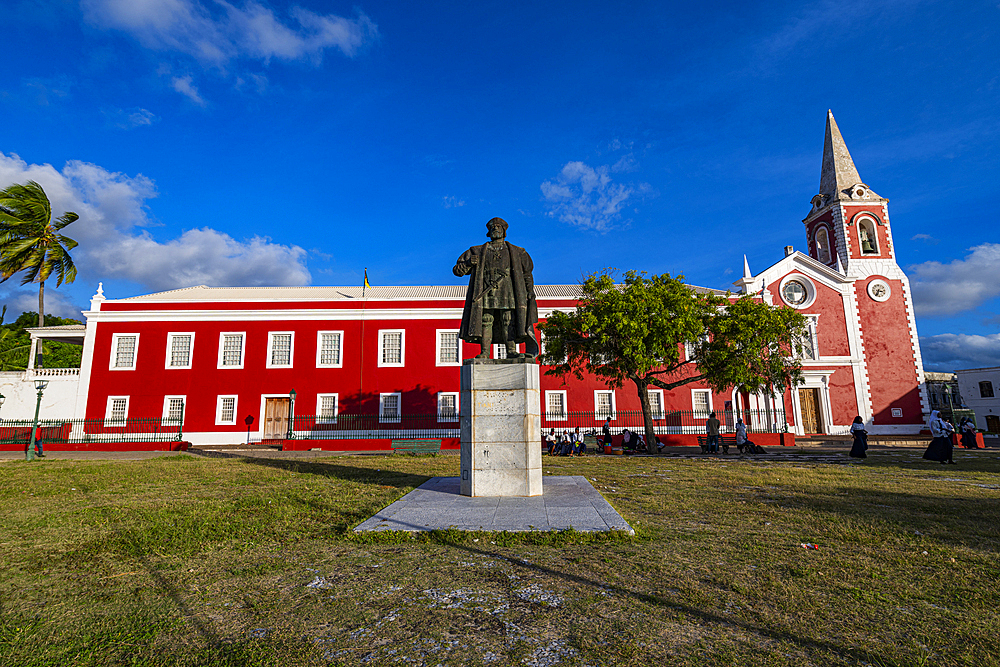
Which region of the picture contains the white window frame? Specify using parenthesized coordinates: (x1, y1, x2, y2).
(104, 396, 130, 426)
(594, 390, 616, 421)
(435, 329, 462, 366)
(109, 333, 140, 370)
(266, 331, 295, 369)
(162, 395, 186, 426)
(379, 392, 402, 423)
(856, 216, 880, 255)
(316, 393, 339, 424)
(437, 392, 459, 422)
(316, 331, 344, 368)
(647, 389, 665, 419)
(494, 343, 523, 359)
(798, 316, 819, 360)
(815, 225, 832, 264)
(216, 395, 238, 425)
(545, 390, 568, 421)
(164, 332, 195, 370)
(691, 389, 713, 416)
(377, 329, 405, 367)
(217, 332, 246, 369)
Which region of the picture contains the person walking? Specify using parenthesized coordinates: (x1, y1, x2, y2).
(706, 412, 721, 454)
(922, 410, 956, 464)
(849, 416, 868, 458)
(602, 417, 612, 451)
(960, 417, 978, 449)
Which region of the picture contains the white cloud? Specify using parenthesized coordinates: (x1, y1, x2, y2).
(442, 196, 465, 209)
(3, 289, 82, 320)
(104, 107, 159, 129)
(81, 0, 377, 66)
(0, 152, 310, 297)
(911, 233, 939, 245)
(908, 243, 1000, 316)
(920, 333, 1000, 372)
(171, 75, 206, 105)
(540, 161, 651, 232)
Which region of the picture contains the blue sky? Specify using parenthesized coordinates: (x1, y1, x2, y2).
(1, 0, 998, 371)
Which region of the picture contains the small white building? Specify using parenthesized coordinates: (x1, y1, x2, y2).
(955, 367, 1000, 434)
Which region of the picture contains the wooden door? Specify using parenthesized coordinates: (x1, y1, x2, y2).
(986, 415, 1000, 434)
(264, 398, 290, 439)
(798, 388, 823, 434)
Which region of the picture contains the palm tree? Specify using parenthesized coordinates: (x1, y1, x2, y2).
(0, 181, 79, 361)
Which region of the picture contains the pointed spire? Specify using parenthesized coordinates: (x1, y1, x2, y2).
(742, 255, 752, 279)
(819, 110, 863, 199)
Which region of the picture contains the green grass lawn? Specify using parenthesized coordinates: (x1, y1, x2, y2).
(1, 449, 998, 666)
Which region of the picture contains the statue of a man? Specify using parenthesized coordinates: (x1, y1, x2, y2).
(453, 217, 539, 360)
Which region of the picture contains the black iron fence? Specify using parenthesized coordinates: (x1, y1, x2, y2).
(273, 413, 461, 442)
(274, 408, 787, 441)
(540, 409, 788, 435)
(0, 418, 183, 445)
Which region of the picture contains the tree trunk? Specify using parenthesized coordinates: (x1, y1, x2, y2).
(633, 376, 658, 454)
(36, 280, 44, 368)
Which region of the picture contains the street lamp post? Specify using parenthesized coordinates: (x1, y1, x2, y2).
(287, 389, 296, 440)
(944, 385, 954, 422)
(26, 379, 49, 462)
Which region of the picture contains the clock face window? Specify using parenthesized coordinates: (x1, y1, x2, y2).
(783, 280, 807, 305)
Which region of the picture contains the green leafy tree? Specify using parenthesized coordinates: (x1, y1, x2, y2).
(539, 270, 808, 453)
(0, 181, 80, 337)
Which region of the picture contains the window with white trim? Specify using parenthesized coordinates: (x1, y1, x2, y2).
(857, 217, 879, 255)
(815, 226, 832, 264)
(105, 396, 129, 426)
(317, 394, 339, 423)
(595, 390, 616, 420)
(110, 334, 139, 370)
(437, 392, 459, 421)
(378, 330, 405, 367)
(216, 395, 238, 425)
(162, 396, 186, 425)
(166, 333, 193, 369)
(317, 331, 343, 367)
(647, 389, 665, 419)
(436, 330, 461, 366)
(798, 316, 819, 360)
(379, 392, 402, 422)
(218, 333, 245, 368)
(493, 343, 523, 360)
(691, 389, 711, 418)
(545, 391, 567, 421)
(267, 332, 294, 368)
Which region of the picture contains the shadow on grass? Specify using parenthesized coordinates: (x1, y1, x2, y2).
(432, 536, 889, 665)
(191, 450, 433, 491)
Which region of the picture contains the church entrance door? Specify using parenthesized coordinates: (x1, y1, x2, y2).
(798, 388, 824, 434)
(264, 398, 291, 440)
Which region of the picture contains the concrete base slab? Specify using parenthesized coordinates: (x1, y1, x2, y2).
(354, 475, 633, 533)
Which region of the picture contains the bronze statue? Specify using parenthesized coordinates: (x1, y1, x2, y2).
(453, 217, 539, 361)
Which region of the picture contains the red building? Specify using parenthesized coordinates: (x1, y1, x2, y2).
(62, 111, 925, 445)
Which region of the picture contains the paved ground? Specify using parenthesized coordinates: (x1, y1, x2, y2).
(353, 475, 634, 533)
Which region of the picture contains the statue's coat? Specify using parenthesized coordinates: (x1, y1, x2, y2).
(453, 241, 538, 344)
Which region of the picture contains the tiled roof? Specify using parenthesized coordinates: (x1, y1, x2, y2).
(108, 283, 726, 303)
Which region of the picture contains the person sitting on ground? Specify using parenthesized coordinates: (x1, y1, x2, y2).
(559, 429, 574, 456)
(621, 428, 632, 452)
(706, 412, 721, 454)
(849, 415, 868, 458)
(545, 428, 558, 455)
(572, 426, 586, 456)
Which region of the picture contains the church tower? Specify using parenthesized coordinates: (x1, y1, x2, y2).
(802, 111, 928, 429)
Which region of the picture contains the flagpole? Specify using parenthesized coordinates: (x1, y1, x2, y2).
(359, 268, 367, 419)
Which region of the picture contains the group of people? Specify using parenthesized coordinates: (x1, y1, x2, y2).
(545, 427, 587, 456)
(848, 410, 980, 462)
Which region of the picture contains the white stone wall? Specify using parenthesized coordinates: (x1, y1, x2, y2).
(0, 371, 82, 421)
(955, 367, 1000, 431)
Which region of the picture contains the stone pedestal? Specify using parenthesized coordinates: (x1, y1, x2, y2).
(460, 361, 542, 497)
